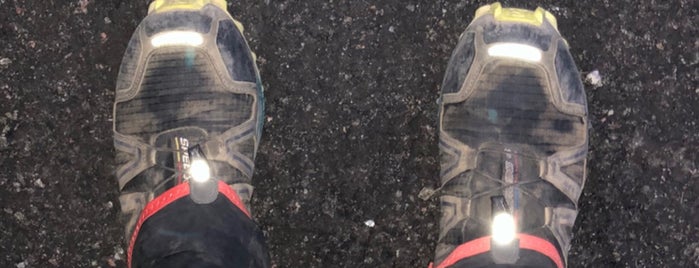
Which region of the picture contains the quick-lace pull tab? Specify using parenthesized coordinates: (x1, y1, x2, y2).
(188, 145, 218, 204)
(490, 196, 520, 264)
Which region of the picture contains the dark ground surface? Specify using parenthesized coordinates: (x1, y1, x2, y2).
(0, 0, 697, 267)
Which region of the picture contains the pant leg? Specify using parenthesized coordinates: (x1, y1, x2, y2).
(447, 251, 558, 268)
(129, 183, 270, 268)
(432, 233, 560, 268)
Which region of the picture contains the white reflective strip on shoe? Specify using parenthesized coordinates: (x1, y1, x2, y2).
(151, 31, 204, 47)
(487, 43, 542, 62)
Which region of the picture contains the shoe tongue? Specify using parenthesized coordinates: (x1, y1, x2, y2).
(476, 147, 541, 185)
(153, 128, 208, 148)
(152, 128, 208, 171)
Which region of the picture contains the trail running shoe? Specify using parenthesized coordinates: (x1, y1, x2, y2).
(113, 0, 264, 264)
(434, 3, 588, 268)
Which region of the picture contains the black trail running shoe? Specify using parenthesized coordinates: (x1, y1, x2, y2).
(434, 3, 588, 268)
(112, 0, 264, 264)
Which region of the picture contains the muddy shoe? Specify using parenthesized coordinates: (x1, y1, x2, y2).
(113, 0, 264, 262)
(434, 3, 588, 268)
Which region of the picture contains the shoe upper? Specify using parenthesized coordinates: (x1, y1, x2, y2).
(113, 3, 263, 242)
(436, 4, 588, 267)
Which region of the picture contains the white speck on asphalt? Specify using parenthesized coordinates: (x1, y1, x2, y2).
(114, 246, 124, 260)
(418, 187, 437, 200)
(586, 70, 603, 88)
(14, 211, 25, 222)
(0, 58, 11, 66)
(15, 261, 26, 268)
(364, 219, 375, 227)
(34, 178, 45, 188)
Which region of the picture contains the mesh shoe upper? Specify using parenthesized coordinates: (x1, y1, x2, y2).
(436, 7, 588, 267)
(113, 4, 263, 242)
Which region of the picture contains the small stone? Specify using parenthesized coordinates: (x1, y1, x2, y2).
(682, 242, 699, 266)
(607, 109, 614, 116)
(613, 251, 621, 261)
(0, 58, 11, 66)
(586, 70, 603, 88)
(0, 135, 7, 150)
(104, 16, 112, 24)
(16, 173, 24, 185)
(34, 178, 45, 188)
(14, 211, 25, 222)
(388, 26, 395, 33)
(105, 201, 113, 209)
(78, 0, 89, 14)
(107, 258, 116, 267)
(114, 247, 124, 260)
(6, 110, 18, 120)
(406, 4, 415, 12)
(418, 187, 437, 200)
(364, 219, 375, 227)
(15, 261, 27, 268)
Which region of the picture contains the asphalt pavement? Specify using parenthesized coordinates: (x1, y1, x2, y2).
(0, 0, 697, 267)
